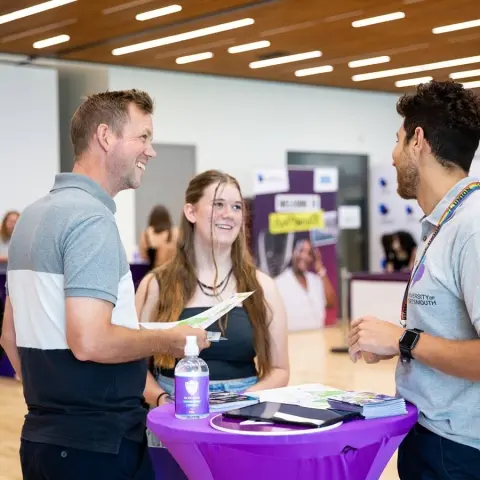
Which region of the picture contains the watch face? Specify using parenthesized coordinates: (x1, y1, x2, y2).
(401, 330, 418, 347)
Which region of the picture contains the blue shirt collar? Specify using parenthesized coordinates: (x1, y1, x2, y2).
(50, 173, 116, 214)
(424, 176, 476, 226)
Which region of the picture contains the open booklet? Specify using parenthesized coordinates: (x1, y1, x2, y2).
(139, 291, 254, 341)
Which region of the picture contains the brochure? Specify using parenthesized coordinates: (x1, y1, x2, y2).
(139, 291, 254, 332)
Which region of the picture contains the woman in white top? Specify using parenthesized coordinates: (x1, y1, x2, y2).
(0, 210, 19, 263)
(275, 238, 336, 331)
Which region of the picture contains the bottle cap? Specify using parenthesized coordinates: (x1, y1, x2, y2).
(185, 335, 199, 356)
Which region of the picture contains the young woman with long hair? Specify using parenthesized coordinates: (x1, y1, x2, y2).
(138, 204, 178, 269)
(135, 170, 289, 434)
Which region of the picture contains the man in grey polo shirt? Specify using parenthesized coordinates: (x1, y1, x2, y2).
(0, 90, 209, 480)
(348, 80, 480, 479)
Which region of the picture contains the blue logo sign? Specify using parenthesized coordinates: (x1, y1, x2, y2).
(405, 205, 414, 215)
(318, 175, 332, 184)
(379, 177, 388, 188)
(379, 203, 389, 215)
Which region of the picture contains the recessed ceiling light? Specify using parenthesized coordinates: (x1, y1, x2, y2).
(352, 55, 480, 81)
(433, 19, 480, 34)
(348, 55, 390, 68)
(462, 80, 480, 89)
(136, 4, 182, 21)
(228, 40, 270, 54)
(33, 34, 70, 48)
(112, 18, 254, 55)
(449, 69, 480, 79)
(249, 50, 321, 69)
(295, 65, 333, 77)
(352, 12, 405, 28)
(176, 52, 213, 64)
(0, 0, 76, 25)
(395, 76, 432, 87)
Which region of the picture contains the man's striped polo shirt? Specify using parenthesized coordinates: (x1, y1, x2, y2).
(6, 173, 147, 454)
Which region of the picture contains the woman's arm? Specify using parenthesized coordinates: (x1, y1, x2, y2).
(313, 249, 336, 308)
(144, 370, 169, 407)
(245, 271, 290, 392)
(135, 273, 158, 322)
(138, 230, 149, 262)
(135, 273, 169, 405)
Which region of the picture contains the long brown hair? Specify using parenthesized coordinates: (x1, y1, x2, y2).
(151, 170, 272, 378)
(1, 211, 19, 243)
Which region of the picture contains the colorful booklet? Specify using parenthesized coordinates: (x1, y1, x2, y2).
(139, 291, 254, 338)
(327, 391, 407, 419)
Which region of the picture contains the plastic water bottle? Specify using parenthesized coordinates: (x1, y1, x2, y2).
(174, 336, 209, 420)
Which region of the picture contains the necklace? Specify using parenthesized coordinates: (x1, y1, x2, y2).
(197, 268, 233, 297)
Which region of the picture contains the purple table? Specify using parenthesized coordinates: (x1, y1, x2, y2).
(147, 403, 418, 480)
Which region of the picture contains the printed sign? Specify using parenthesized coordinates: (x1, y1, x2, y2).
(274, 194, 321, 212)
(313, 168, 338, 193)
(253, 169, 290, 195)
(268, 211, 325, 234)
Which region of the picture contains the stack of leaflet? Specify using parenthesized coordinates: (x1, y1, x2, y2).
(327, 391, 407, 419)
(209, 392, 259, 413)
(168, 392, 259, 413)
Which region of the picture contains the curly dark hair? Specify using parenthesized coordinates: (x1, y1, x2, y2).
(396, 80, 480, 172)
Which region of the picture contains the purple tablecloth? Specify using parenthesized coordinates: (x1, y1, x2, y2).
(147, 403, 418, 480)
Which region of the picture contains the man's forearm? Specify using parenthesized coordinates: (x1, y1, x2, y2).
(412, 334, 480, 381)
(73, 325, 173, 364)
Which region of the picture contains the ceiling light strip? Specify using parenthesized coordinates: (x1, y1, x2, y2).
(228, 40, 270, 53)
(348, 55, 390, 68)
(352, 12, 405, 28)
(295, 65, 333, 77)
(33, 34, 70, 49)
(136, 4, 182, 21)
(462, 80, 480, 89)
(176, 52, 213, 64)
(352, 55, 480, 81)
(249, 50, 321, 69)
(0, 0, 76, 26)
(433, 19, 480, 34)
(112, 18, 254, 55)
(449, 69, 480, 79)
(395, 76, 432, 87)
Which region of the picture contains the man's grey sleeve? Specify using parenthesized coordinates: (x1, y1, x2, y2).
(63, 215, 120, 305)
(459, 232, 480, 335)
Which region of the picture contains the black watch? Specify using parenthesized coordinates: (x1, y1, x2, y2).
(399, 328, 423, 363)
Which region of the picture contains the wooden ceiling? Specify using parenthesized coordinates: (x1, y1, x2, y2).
(1, 0, 480, 92)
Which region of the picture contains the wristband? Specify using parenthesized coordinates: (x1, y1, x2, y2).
(156, 392, 169, 406)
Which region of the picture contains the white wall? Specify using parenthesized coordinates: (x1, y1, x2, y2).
(0, 63, 59, 214)
(108, 66, 401, 261)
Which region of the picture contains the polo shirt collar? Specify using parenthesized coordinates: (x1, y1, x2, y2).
(425, 176, 476, 226)
(50, 173, 116, 214)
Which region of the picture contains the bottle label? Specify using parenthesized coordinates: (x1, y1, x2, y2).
(175, 375, 209, 416)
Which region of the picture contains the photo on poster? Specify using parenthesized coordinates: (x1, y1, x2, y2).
(310, 211, 338, 247)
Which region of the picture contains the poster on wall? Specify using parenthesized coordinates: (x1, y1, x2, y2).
(369, 165, 423, 272)
(252, 168, 339, 331)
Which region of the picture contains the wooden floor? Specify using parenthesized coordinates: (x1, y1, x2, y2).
(0, 326, 399, 480)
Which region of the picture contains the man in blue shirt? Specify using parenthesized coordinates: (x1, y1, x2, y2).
(348, 80, 480, 479)
(1, 90, 209, 480)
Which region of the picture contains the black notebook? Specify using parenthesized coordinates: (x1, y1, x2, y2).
(222, 401, 361, 428)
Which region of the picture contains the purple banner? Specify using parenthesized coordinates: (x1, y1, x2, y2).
(252, 169, 338, 329)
